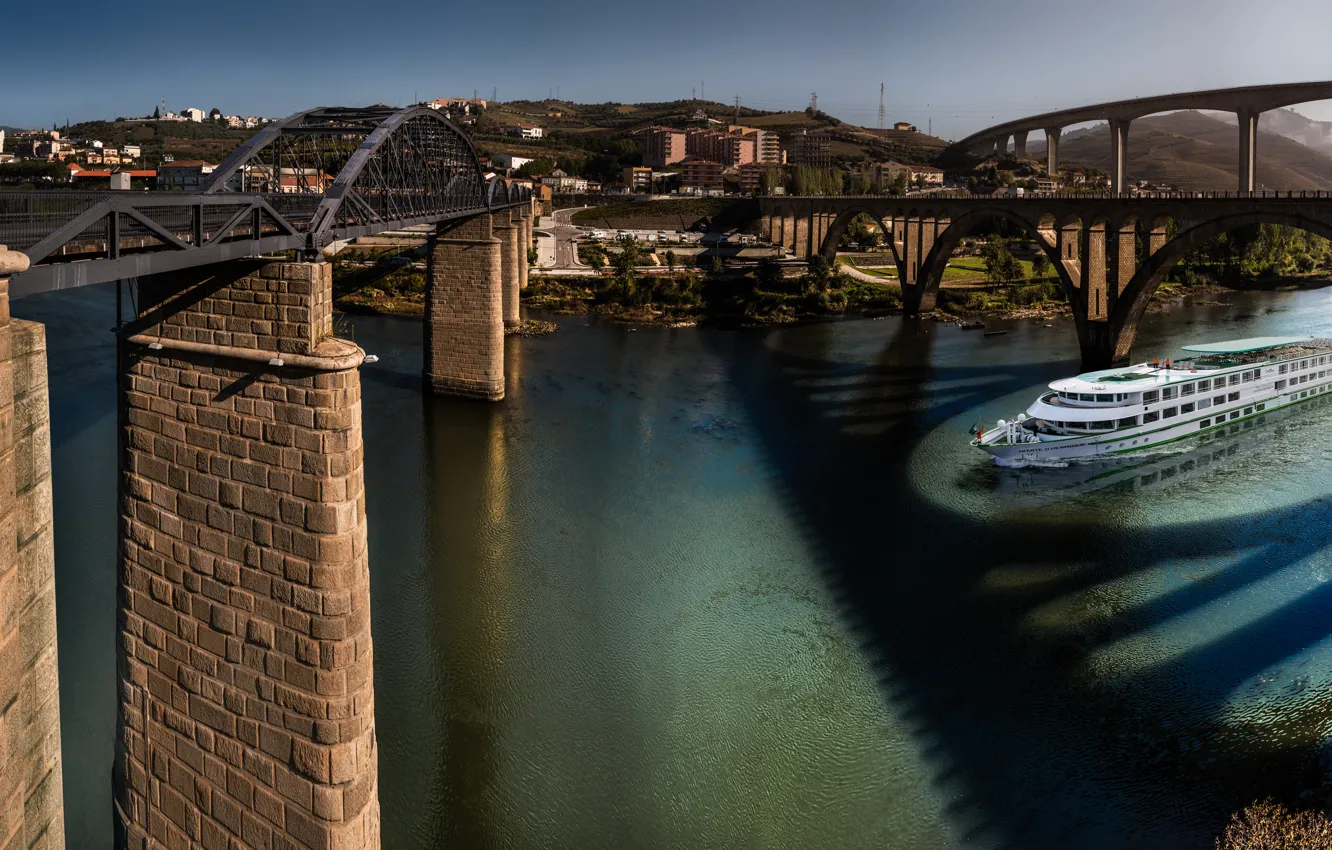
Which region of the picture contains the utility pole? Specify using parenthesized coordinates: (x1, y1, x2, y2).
(492, 87, 497, 103)
(878, 83, 885, 130)
(810, 92, 818, 111)
(734, 95, 741, 126)
(701, 80, 705, 101)
(557, 85, 560, 101)
(473, 88, 478, 100)
(692, 86, 696, 100)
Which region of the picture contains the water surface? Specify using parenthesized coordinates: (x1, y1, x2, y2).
(20, 286, 1332, 849)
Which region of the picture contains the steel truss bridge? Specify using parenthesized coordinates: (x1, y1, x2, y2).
(0, 106, 531, 297)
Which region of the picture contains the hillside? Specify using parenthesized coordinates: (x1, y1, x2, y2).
(479, 99, 947, 168)
(1207, 107, 1332, 159)
(1035, 111, 1332, 190)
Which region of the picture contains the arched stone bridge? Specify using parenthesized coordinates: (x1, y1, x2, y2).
(760, 194, 1332, 368)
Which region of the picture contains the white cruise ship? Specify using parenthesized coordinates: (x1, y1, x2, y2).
(973, 336, 1332, 463)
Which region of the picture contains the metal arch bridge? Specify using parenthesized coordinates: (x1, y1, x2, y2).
(0, 105, 532, 298)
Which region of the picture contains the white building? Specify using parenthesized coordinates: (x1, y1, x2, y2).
(0, 130, 5, 154)
(122, 144, 141, 158)
(182, 108, 205, 123)
(515, 124, 543, 140)
(491, 153, 533, 172)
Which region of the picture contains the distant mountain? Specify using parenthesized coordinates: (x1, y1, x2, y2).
(1032, 111, 1332, 191)
(1206, 108, 1332, 159)
(0, 126, 30, 134)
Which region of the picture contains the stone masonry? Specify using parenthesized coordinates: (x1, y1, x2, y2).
(493, 213, 520, 329)
(518, 206, 531, 292)
(0, 247, 65, 850)
(115, 260, 379, 850)
(423, 214, 505, 400)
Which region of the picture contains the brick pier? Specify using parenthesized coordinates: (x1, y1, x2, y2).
(0, 247, 65, 850)
(114, 260, 380, 849)
(423, 214, 505, 400)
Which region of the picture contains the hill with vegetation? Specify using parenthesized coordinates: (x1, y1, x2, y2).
(472, 99, 949, 183)
(1036, 111, 1332, 190)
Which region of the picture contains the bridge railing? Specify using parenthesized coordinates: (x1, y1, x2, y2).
(786, 190, 1332, 201)
(0, 191, 111, 252)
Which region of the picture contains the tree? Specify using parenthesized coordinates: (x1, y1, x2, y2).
(516, 157, 556, 179)
(664, 250, 677, 272)
(888, 172, 908, 196)
(152, 105, 160, 120)
(982, 239, 1024, 283)
(609, 236, 639, 301)
(756, 257, 783, 291)
(1031, 253, 1051, 279)
(807, 255, 832, 292)
(711, 255, 725, 275)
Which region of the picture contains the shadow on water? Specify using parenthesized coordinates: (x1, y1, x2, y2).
(708, 317, 1332, 849)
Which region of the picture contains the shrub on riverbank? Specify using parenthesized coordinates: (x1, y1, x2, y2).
(1214, 800, 1332, 849)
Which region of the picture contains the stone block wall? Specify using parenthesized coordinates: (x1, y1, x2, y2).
(116, 260, 379, 850)
(424, 214, 505, 400)
(136, 262, 334, 356)
(493, 215, 520, 329)
(0, 251, 65, 850)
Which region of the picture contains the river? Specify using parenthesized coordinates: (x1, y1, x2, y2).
(17, 285, 1332, 849)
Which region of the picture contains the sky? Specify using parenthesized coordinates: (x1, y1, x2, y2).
(7, 0, 1332, 138)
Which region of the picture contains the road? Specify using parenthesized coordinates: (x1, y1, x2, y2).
(538, 206, 588, 270)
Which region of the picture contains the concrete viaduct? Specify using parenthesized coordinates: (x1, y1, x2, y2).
(954, 80, 1332, 197)
(761, 193, 1332, 368)
(0, 106, 533, 849)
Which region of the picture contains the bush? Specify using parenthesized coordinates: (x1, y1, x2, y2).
(1215, 800, 1332, 849)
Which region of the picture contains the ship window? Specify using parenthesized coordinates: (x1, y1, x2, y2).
(1143, 411, 1160, 423)
(1200, 419, 1211, 428)
(1079, 393, 1095, 401)
(1228, 392, 1240, 402)
(1197, 398, 1212, 409)
(1116, 393, 1129, 402)
(1090, 421, 1114, 430)
(1279, 364, 1288, 374)
(1196, 379, 1210, 390)
(1230, 411, 1240, 420)
(1095, 394, 1113, 402)
(1213, 395, 1226, 405)
(1257, 403, 1266, 411)
(1321, 371, 1326, 378)
(1181, 383, 1195, 396)
(1244, 406, 1253, 415)
(1229, 374, 1240, 386)
(1163, 407, 1178, 419)
(1275, 379, 1286, 390)
(1142, 390, 1159, 403)
(1242, 371, 1255, 383)
(1118, 416, 1138, 427)
(1162, 387, 1177, 400)
(1181, 402, 1195, 414)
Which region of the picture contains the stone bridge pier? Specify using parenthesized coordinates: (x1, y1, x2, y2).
(0, 248, 65, 850)
(114, 259, 380, 849)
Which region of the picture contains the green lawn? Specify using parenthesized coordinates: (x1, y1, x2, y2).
(844, 256, 1047, 284)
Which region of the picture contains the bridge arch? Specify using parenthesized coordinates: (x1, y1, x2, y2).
(914, 207, 1079, 314)
(1102, 212, 1332, 364)
(819, 206, 901, 275)
(205, 106, 492, 250)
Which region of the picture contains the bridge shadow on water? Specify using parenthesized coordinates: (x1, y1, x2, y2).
(706, 319, 1332, 849)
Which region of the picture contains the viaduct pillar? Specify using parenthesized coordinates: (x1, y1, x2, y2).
(1109, 119, 1130, 197)
(793, 212, 811, 260)
(0, 247, 65, 850)
(1013, 133, 1027, 160)
(1045, 128, 1060, 176)
(1237, 109, 1258, 194)
(114, 259, 380, 849)
(424, 214, 505, 400)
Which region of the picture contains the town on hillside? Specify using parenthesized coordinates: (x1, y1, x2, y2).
(0, 94, 1126, 199)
